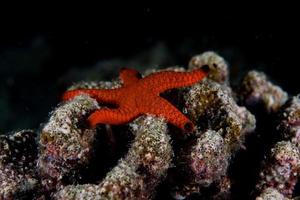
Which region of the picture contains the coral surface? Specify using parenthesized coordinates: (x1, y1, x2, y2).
(38, 95, 99, 192)
(54, 116, 172, 200)
(188, 51, 229, 84)
(255, 141, 300, 197)
(238, 70, 288, 113)
(0, 130, 38, 199)
(256, 187, 289, 200)
(2, 51, 300, 200)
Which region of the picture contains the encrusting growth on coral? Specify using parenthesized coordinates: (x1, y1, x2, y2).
(255, 141, 300, 198)
(38, 95, 99, 192)
(238, 70, 288, 113)
(0, 130, 38, 199)
(62, 67, 209, 132)
(54, 115, 173, 200)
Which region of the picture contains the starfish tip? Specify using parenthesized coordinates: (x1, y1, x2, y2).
(183, 122, 195, 132)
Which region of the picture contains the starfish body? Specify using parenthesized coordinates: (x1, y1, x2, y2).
(62, 67, 209, 132)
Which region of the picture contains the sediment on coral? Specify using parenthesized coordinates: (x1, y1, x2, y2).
(54, 115, 173, 200)
(0, 130, 39, 199)
(37, 95, 99, 191)
(238, 70, 288, 113)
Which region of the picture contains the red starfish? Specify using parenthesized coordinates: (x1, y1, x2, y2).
(62, 67, 209, 132)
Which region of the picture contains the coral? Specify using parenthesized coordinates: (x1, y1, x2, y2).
(171, 130, 230, 199)
(277, 96, 300, 146)
(143, 66, 187, 76)
(254, 96, 300, 198)
(188, 51, 229, 84)
(2, 51, 300, 199)
(256, 187, 289, 200)
(184, 79, 256, 153)
(37, 95, 99, 191)
(0, 130, 39, 199)
(171, 79, 256, 199)
(54, 115, 173, 200)
(68, 80, 122, 91)
(238, 70, 288, 113)
(256, 141, 300, 198)
(62, 67, 209, 131)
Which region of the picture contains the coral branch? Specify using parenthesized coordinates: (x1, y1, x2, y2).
(37, 95, 99, 191)
(255, 141, 300, 198)
(256, 187, 289, 200)
(0, 130, 38, 199)
(254, 96, 300, 198)
(238, 70, 288, 113)
(171, 130, 230, 199)
(188, 51, 229, 84)
(170, 79, 255, 199)
(184, 79, 256, 153)
(277, 96, 300, 145)
(54, 115, 173, 200)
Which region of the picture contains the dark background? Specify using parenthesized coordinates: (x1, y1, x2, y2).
(0, 6, 299, 133)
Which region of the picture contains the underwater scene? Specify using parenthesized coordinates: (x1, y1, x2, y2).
(0, 8, 299, 200)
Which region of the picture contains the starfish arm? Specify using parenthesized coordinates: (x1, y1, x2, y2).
(119, 68, 141, 86)
(62, 89, 121, 104)
(87, 107, 138, 127)
(143, 69, 208, 93)
(143, 97, 195, 132)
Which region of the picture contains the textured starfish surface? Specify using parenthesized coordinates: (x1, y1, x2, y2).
(62, 67, 209, 132)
